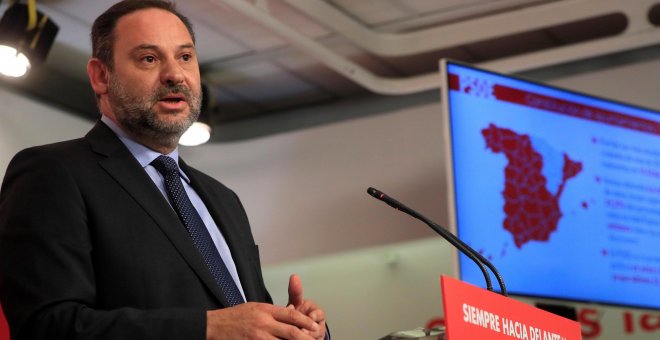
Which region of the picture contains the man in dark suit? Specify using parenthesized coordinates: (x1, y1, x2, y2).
(0, 1, 327, 339)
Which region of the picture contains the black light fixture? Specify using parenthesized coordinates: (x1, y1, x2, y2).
(179, 83, 214, 146)
(0, 0, 59, 77)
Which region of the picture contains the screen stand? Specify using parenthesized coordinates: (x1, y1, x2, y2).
(535, 303, 578, 321)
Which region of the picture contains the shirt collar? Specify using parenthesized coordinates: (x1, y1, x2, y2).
(100, 115, 190, 182)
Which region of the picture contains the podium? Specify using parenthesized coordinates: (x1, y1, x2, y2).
(441, 276, 582, 339)
(382, 276, 581, 340)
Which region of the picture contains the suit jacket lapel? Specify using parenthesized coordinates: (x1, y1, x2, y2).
(85, 122, 229, 306)
(180, 160, 261, 302)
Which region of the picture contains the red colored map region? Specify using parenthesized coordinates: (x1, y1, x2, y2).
(482, 123, 583, 248)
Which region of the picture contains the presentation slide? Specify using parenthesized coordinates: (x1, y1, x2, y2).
(445, 61, 660, 310)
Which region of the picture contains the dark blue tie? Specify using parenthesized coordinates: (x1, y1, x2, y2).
(151, 155, 245, 306)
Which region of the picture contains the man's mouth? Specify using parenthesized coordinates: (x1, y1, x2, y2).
(159, 94, 186, 103)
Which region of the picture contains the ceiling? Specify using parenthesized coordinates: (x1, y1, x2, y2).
(2, 0, 660, 141)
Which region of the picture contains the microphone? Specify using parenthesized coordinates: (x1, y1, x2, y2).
(367, 187, 507, 296)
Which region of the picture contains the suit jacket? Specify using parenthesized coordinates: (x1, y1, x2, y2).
(0, 122, 271, 340)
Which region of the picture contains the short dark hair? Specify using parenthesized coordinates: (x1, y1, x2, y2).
(91, 0, 195, 70)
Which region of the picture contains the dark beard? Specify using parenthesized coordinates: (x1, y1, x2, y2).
(107, 75, 202, 147)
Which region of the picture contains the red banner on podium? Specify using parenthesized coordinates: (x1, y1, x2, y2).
(441, 276, 582, 340)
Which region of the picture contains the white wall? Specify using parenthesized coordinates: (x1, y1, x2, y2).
(550, 58, 660, 110)
(180, 101, 448, 264)
(2, 58, 660, 339)
(0, 89, 93, 173)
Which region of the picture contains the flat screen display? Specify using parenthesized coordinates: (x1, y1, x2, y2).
(441, 59, 660, 310)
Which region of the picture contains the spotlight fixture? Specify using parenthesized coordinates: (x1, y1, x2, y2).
(179, 84, 214, 146)
(0, 1, 59, 77)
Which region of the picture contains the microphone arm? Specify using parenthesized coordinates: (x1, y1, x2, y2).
(427, 219, 508, 297)
(367, 187, 507, 296)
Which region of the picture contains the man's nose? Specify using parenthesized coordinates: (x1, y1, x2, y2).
(160, 59, 184, 85)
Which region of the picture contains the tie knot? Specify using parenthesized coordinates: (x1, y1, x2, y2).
(151, 155, 179, 176)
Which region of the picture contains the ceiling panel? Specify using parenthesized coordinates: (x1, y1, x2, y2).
(327, 0, 555, 28)
(182, 1, 287, 51)
(381, 47, 478, 76)
(264, 0, 333, 39)
(39, 0, 114, 27)
(273, 53, 366, 97)
(205, 61, 333, 109)
(189, 23, 252, 63)
(392, 0, 491, 13)
(210, 88, 263, 120)
(466, 30, 556, 60)
(328, 0, 412, 27)
(175, 0, 255, 62)
(2, 0, 657, 135)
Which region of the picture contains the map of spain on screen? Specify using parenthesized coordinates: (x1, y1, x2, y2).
(481, 123, 583, 248)
(447, 61, 660, 309)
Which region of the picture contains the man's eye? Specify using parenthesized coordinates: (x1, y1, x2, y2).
(181, 54, 192, 62)
(143, 56, 156, 63)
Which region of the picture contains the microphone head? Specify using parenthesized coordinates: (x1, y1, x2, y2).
(367, 187, 382, 199)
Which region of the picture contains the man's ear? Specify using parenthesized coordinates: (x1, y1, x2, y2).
(87, 58, 109, 96)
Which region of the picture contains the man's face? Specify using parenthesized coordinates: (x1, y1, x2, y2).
(106, 8, 202, 144)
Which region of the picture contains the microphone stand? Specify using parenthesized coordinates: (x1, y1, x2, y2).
(367, 187, 507, 296)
